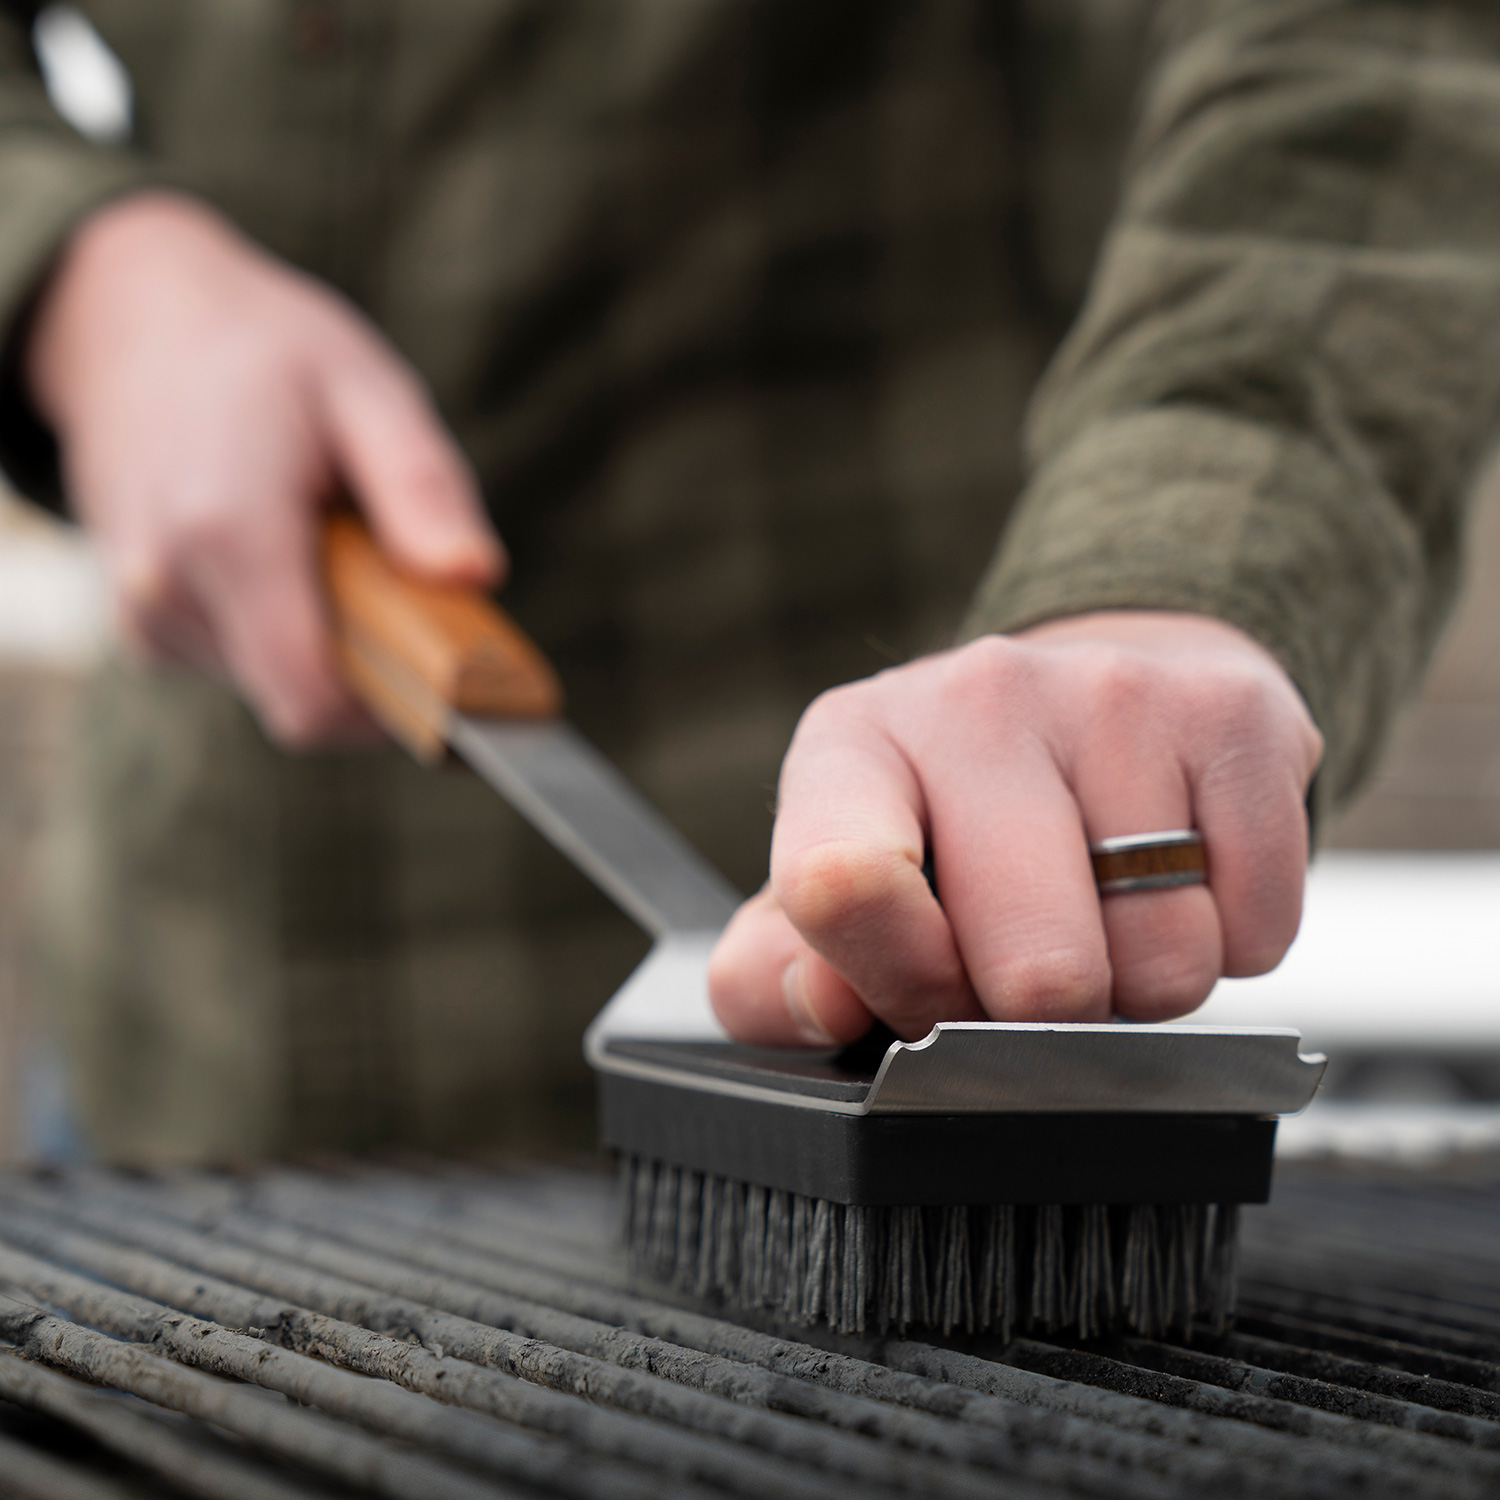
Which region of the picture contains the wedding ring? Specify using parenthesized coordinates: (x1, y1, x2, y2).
(1090, 830, 1206, 895)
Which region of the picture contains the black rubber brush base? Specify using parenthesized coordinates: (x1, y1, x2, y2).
(599, 1039, 1278, 1207)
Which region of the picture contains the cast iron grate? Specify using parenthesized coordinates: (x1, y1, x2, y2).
(0, 1156, 1496, 1498)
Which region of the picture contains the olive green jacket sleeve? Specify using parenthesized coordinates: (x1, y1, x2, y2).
(965, 0, 1500, 810)
(0, 0, 149, 500)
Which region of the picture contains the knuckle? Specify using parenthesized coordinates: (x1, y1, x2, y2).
(1301, 716, 1326, 766)
(1198, 725, 1306, 811)
(941, 635, 1028, 701)
(786, 681, 876, 755)
(1220, 865, 1305, 976)
(1267, 692, 1325, 781)
(1204, 668, 1274, 729)
(1225, 924, 1297, 978)
(773, 841, 908, 940)
(991, 948, 1109, 1020)
(1118, 950, 1218, 1014)
(798, 679, 864, 728)
(1187, 660, 1290, 746)
(1084, 645, 1151, 708)
(1225, 946, 1282, 981)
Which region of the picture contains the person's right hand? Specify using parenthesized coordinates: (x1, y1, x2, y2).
(25, 190, 502, 744)
(708, 612, 1323, 1044)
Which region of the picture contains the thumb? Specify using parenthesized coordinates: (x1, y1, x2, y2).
(708, 885, 874, 1046)
(317, 338, 505, 585)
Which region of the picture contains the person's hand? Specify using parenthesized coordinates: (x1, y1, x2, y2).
(25, 191, 502, 744)
(708, 611, 1323, 1045)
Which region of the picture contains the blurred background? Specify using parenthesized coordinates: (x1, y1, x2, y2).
(0, 480, 104, 1161)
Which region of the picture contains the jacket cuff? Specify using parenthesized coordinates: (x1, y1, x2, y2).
(0, 134, 151, 507)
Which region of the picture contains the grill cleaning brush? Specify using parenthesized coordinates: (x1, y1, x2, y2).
(596, 1022, 1322, 1338)
(321, 511, 1326, 1342)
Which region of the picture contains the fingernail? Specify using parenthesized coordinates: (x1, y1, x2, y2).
(781, 956, 836, 1046)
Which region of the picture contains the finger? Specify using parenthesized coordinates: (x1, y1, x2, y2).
(318, 338, 505, 585)
(1098, 885, 1222, 1019)
(1064, 685, 1224, 1021)
(110, 549, 226, 671)
(771, 691, 982, 1040)
(1189, 716, 1313, 978)
(708, 886, 873, 1046)
(908, 643, 1111, 1022)
(181, 499, 366, 744)
(925, 758, 1113, 1023)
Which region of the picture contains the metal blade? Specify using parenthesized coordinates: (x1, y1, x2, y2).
(860, 1022, 1326, 1115)
(589, 1019, 1326, 1115)
(450, 716, 742, 939)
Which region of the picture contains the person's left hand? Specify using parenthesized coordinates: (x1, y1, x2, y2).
(25, 191, 502, 745)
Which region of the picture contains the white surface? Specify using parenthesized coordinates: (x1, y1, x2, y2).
(584, 933, 729, 1061)
(1277, 1103, 1500, 1163)
(0, 530, 106, 666)
(1197, 852, 1500, 1050)
(33, 5, 132, 144)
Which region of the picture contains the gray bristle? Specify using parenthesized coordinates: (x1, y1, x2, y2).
(619, 1155, 1240, 1340)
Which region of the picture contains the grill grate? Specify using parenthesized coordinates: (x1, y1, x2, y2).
(0, 1158, 1496, 1498)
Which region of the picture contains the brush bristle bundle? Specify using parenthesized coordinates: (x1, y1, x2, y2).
(620, 1155, 1239, 1339)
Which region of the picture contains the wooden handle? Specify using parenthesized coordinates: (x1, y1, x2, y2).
(321, 512, 562, 762)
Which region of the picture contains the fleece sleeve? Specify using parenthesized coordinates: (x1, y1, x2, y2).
(965, 0, 1500, 809)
